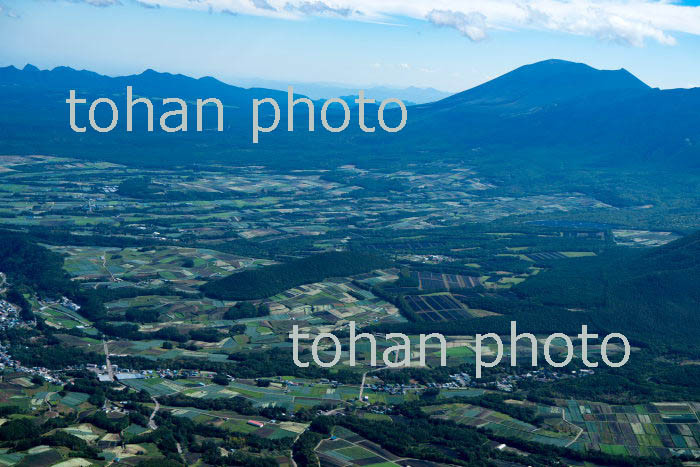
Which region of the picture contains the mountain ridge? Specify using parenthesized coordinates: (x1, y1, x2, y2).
(0, 59, 698, 170)
(429, 59, 652, 112)
(0, 64, 447, 105)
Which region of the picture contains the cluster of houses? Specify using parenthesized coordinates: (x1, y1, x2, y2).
(89, 363, 220, 382)
(0, 292, 66, 385)
(0, 299, 21, 329)
(439, 368, 597, 393)
(486, 368, 597, 392)
(365, 381, 420, 395)
(38, 296, 81, 313)
(0, 343, 65, 385)
(447, 372, 473, 387)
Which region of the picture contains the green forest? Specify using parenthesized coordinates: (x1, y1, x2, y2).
(200, 251, 389, 300)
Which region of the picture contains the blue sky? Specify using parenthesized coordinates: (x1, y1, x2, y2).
(1, 0, 699, 92)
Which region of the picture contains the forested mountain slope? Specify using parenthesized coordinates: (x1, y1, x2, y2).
(515, 231, 700, 344)
(1, 60, 699, 170)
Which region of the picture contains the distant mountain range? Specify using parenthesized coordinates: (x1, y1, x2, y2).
(0, 59, 698, 169)
(226, 77, 451, 104)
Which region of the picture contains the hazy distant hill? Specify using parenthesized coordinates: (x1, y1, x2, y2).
(0, 63, 293, 112)
(0, 59, 698, 169)
(229, 77, 450, 104)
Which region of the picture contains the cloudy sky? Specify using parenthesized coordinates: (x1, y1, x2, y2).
(1, 0, 699, 91)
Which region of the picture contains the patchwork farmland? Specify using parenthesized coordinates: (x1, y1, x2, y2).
(424, 402, 574, 449)
(53, 245, 270, 291)
(424, 399, 700, 458)
(411, 271, 481, 291)
(404, 293, 471, 322)
(316, 426, 408, 467)
(562, 400, 700, 458)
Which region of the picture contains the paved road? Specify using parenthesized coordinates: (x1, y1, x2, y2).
(43, 391, 55, 407)
(103, 340, 115, 382)
(101, 255, 117, 282)
(562, 408, 584, 447)
(149, 396, 160, 430)
(358, 334, 405, 402)
(146, 398, 182, 455)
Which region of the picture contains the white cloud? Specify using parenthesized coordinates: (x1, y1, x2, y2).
(78, 0, 700, 46)
(427, 9, 488, 42)
(515, 2, 677, 46)
(76, 0, 122, 6)
(284, 1, 353, 17)
(251, 0, 275, 11)
(0, 2, 20, 17)
(134, 0, 159, 8)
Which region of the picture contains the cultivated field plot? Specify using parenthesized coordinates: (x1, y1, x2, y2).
(424, 399, 700, 458)
(224, 381, 342, 410)
(62, 423, 104, 443)
(424, 403, 575, 448)
(128, 377, 346, 411)
(526, 252, 568, 261)
(60, 392, 90, 409)
(35, 299, 93, 331)
(103, 294, 229, 322)
(436, 388, 485, 399)
(562, 400, 700, 458)
(262, 275, 404, 330)
(612, 230, 680, 247)
(411, 271, 481, 291)
(251, 421, 308, 440)
(0, 381, 62, 413)
(525, 251, 597, 262)
(316, 426, 404, 467)
(352, 270, 400, 287)
(404, 294, 471, 322)
(99, 442, 161, 463)
(53, 245, 263, 287)
(0, 450, 26, 466)
(122, 377, 190, 397)
(140, 346, 232, 362)
(0, 446, 63, 467)
(168, 408, 307, 440)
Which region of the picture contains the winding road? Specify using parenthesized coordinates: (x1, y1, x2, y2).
(562, 408, 584, 447)
(101, 255, 117, 282)
(358, 333, 406, 402)
(148, 396, 160, 430)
